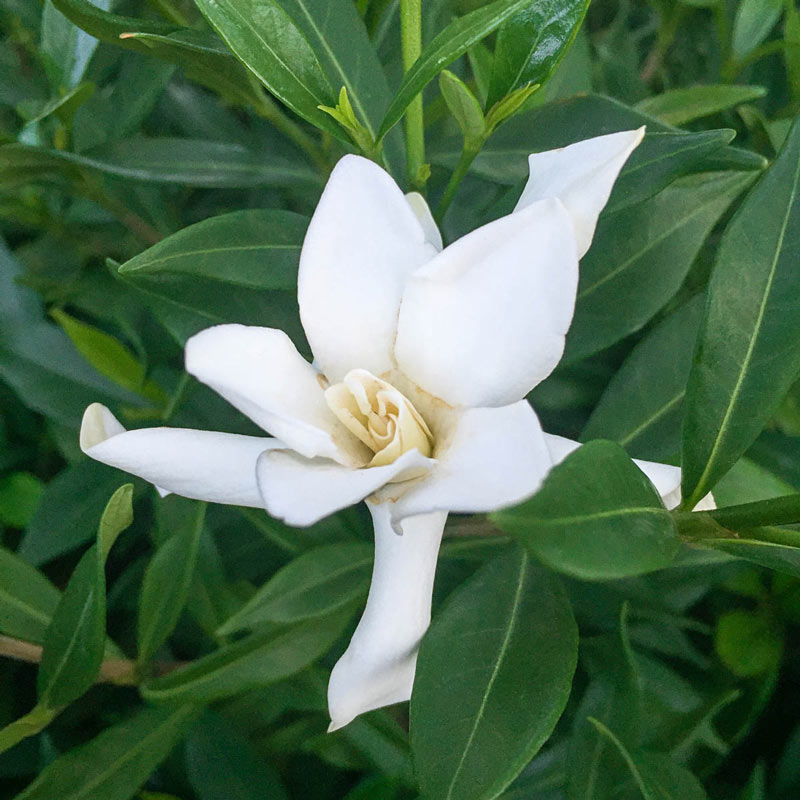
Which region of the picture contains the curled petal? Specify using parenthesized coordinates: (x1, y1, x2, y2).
(544, 434, 715, 510)
(515, 128, 645, 257)
(256, 448, 434, 527)
(80, 403, 275, 507)
(185, 324, 368, 466)
(328, 503, 447, 731)
(298, 155, 437, 383)
(405, 191, 443, 251)
(395, 199, 578, 408)
(380, 401, 552, 520)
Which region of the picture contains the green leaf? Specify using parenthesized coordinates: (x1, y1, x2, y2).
(581, 296, 705, 461)
(20, 460, 133, 566)
(410, 546, 577, 800)
(636, 84, 767, 126)
(185, 712, 289, 800)
(0, 471, 43, 528)
(142, 605, 354, 705)
(485, 0, 589, 109)
(137, 502, 206, 665)
(682, 116, 800, 508)
(0, 705, 59, 757)
(731, 0, 784, 61)
(492, 441, 679, 580)
(588, 719, 707, 799)
(715, 609, 783, 677)
(377, 0, 540, 142)
(0, 546, 60, 642)
(51, 309, 167, 406)
(4, 139, 319, 188)
(192, 0, 341, 137)
(217, 542, 372, 635)
(704, 537, 800, 579)
(51, 0, 175, 44)
(438, 70, 485, 146)
(19, 83, 96, 126)
(14, 705, 198, 800)
(37, 484, 133, 708)
(564, 170, 753, 363)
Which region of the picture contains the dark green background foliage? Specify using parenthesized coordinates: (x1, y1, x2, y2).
(3, 0, 800, 797)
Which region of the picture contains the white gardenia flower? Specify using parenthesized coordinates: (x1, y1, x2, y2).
(79, 127, 712, 732)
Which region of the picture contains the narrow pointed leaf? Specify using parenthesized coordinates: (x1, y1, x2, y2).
(492, 441, 679, 580)
(636, 84, 767, 126)
(682, 116, 800, 507)
(564, 170, 753, 362)
(14, 705, 198, 800)
(485, 0, 589, 109)
(0, 547, 60, 642)
(411, 546, 578, 800)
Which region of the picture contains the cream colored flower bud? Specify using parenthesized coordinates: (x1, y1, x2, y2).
(324, 369, 433, 469)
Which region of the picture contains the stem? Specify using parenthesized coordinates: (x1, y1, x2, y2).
(248, 75, 329, 175)
(703, 494, 800, 530)
(400, 0, 424, 188)
(0, 635, 138, 686)
(435, 141, 481, 223)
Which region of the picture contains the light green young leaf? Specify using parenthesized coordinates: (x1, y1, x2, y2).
(0, 705, 59, 757)
(411, 546, 577, 800)
(37, 484, 133, 708)
(438, 70, 485, 146)
(492, 441, 679, 580)
(217, 542, 373, 635)
(137, 502, 206, 665)
(682, 116, 800, 508)
(14, 705, 198, 800)
(51, 309, 167, 406)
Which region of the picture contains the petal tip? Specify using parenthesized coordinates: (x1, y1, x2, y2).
(80, 403, 124, 452)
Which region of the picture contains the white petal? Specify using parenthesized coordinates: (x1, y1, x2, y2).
(80, 403, 274, 507)
(395, 199, 578, 408)
(328, 503, 447, 731)
(298, 155, 438, 383)
(255, 448, 434, 527)
(515, 128, 645, 257)
(382, 401, 551, 520)
(545, 434, 715, 510)
(185, 324, 368, 466)
(405, 191, 443, 251)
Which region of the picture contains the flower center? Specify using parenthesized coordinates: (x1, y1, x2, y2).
(324, 369, 433, 468)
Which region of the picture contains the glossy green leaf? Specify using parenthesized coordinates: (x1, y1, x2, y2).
(138, 502, 206, 665)
(118, 209, 307, 292)
(731, 0, 784, 61)
(492, 441, 679, 580)
(143, 605, 354, 705)
(37, 484, 133, 708)
(564, 170, 753, 362)
(485, 0, 589, 109)
(20, 460, 133, 566)
(217, 542, 372, 635)
(377, 0, 540, 141)
(51, 0, 174, 44)
(0, 546, 60, 642)
(682, 116, 800, 508)
(185, 712, 289, 800)
(14, 705, 198, 800)
(410, 546, 577, 800)
(704, 537, 800, 579)
(13, 139, 319, 188)
(51, 309, 167, 406)
(636, 84, 767, 126)
(582, 296, 705, 461)
(192, 0, 341, 137)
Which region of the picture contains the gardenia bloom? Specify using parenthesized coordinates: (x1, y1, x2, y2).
(79, 128, 713, 732)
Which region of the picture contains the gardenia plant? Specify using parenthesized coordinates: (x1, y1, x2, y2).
(79, 128, 713, 731)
